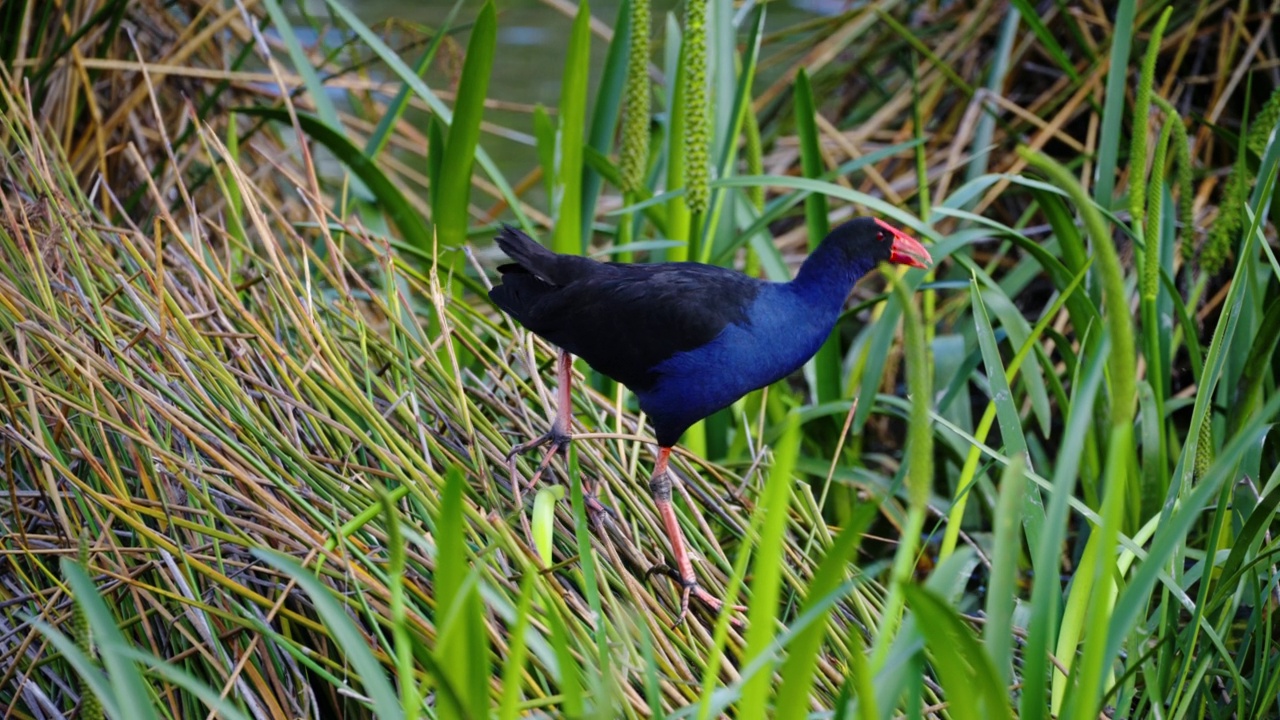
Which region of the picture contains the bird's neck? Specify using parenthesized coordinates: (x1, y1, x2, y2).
(789, 241, 876, 308)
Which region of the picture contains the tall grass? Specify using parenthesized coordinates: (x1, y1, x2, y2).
(1, 0, 1278, 718)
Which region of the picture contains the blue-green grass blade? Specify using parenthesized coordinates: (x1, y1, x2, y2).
(259, 0, 344, 136)
(580, 0, 630, 244)
(1092, 0, 1138, 205)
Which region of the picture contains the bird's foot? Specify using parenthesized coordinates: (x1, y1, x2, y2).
(505, 427, 572, 489)
(645, 564, 746, 627)
(581, 477, 620, 530)
(505, 426, 572, 462)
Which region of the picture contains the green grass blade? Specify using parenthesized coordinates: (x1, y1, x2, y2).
(434, 465, 489, 720)
(984, 454, 1026, 690)
(903, 583, 1014, 719)
(1007, 0, 1079, 82)
(700, 3, 765, 263)
(383, 491, 418, 717)
(534, 103, 557, 200)
(364, 0, 464, 161)
(320, 0, 529, 227)
(1065, 424, 1132, 720)
(1092, 0, 1138, 205)
(552, 2, 592, 254)
(532, 485, 564, 566)
(793, 68, 840, 407)
(774, 503, 878, 715)
(61, 560, 157, 720)
(431, 1, 496, 269)
(663, 13, 689, 262)
(737, 412, 801, 720)
(1020, 148, 1137, 433)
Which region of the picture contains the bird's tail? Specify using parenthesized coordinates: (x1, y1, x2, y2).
(494, 225, 561, 284)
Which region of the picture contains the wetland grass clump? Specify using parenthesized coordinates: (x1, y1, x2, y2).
(1, 0, 1278, 718)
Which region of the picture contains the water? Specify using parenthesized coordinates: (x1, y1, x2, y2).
(343, 0, 822, 204)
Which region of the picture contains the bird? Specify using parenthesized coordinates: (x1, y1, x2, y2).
(489, 217, 931, 622)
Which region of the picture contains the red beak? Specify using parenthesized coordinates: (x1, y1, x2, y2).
(876, 218, 931, 269)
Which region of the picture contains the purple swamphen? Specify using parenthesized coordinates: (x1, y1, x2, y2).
(490, 217, 931, 621)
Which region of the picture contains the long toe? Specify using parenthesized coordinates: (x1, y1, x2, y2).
(645, 565, 745, 627)
(581, 480, 620, 530)
(505, 428, 572, 462)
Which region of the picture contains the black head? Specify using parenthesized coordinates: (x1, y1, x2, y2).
(820, 217, 931, 269)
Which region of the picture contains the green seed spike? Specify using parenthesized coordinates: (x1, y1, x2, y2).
(620, 0, 651, 195)
(1203, 86, 1280, 274)
(1158, 102, 1194, 261)
(1246, 86, 1280, 156)
(1129, 7, 1172, 229)
(1202, 150, 1248, 275)
(75, 532, 103, 720)
(1194, 405, 1213, 481)
(1142, 120, 1173, 302)
(682, 0, 710, 216)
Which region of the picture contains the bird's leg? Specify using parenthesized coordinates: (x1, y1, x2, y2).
(644, 447, 743, 625)
(506, 349, 575, 487)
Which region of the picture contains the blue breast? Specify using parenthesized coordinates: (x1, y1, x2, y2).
(636, 284, 842, 445)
